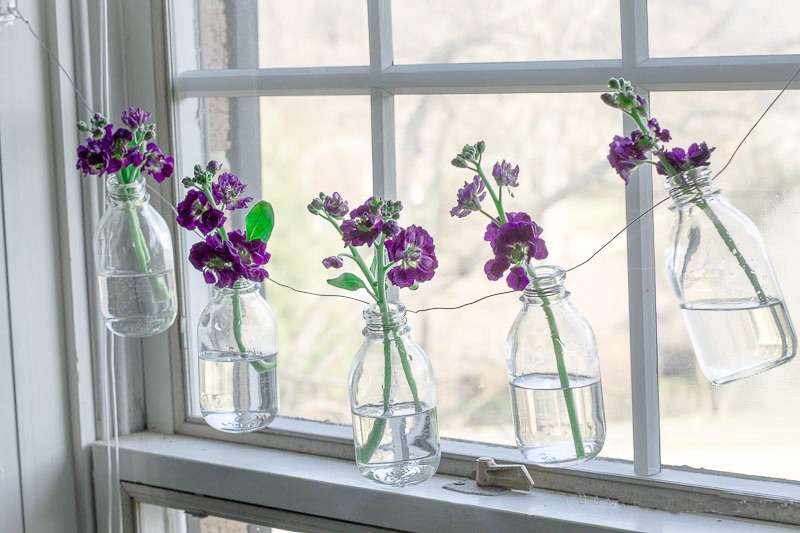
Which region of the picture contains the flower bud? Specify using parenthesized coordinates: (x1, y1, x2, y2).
(181, 177, 193, 188)
(206, 160, 222, 174)
(451, 157, 468, 168)
(477, 140, 486, 155)
(600, 93, 618, 108)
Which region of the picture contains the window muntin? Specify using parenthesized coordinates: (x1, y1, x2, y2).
(651, 90, 800, 481)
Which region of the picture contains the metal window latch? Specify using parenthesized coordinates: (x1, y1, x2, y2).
(443, 457, 535, 496)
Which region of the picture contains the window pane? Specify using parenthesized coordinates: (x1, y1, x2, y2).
(198, 0, 369, 69)
(184, 95, 372, 424)
(651, 90, 800, 480)
(392, 0, 621, 64)
(137, 502, 303, 532)
(395, 94, 632, 460)
(649, 1, 800, 57)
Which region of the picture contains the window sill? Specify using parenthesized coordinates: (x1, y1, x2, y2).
(94, 432, 786, 532)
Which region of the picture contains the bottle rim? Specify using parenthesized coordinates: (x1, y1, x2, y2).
(106, 174, 148, 202)
(215, 279, 260, 295)
(522, 265, 566, 299)
(664, 166, 718, 206)
(363, 301, 408, 333)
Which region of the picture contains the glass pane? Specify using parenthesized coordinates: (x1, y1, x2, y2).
(137, 502, 302, 532)
(651, 90, 800, 480)
(395, 94, 633, 460)
(184, 95, 372, 424)
(198, 0, 369, 69)
(649, 1, 800, 57)
(392, 0, 621, 64)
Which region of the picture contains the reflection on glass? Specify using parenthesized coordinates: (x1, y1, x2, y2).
(392, 0, 620, 64)
(395, 93, 632, 460)
(649, 1, 800, 57)
(652, 91, 800, 480)
(198, 0, 369, 69)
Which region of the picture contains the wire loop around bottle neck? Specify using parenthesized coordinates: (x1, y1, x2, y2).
(522, 265, 567, 301)
(364, 302, 409, 335)
(216, 279, 260, 297)
(665, 167, 719, 207)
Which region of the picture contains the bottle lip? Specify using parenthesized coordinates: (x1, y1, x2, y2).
(522, 265, 566, 299)
(664, 166, 718, 205)
(215, 279, 260, 295)
(363, 301, 408, 333)
(106, 174, 147, 202)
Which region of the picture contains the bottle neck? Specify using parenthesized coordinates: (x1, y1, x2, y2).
(664, 167, 719, 208)
(106, 174, 148, 206)
(521, 265, 568, 304)
(363, 301, 409, 337)
(214, 279, 260, 298)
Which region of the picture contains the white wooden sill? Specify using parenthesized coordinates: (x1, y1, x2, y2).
(93, 432, 789, 532)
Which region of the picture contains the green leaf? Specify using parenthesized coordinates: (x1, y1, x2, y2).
(327, 273, 367, 292)
(246, 201, 275, 243)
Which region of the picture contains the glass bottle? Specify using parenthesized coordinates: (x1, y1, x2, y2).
(198, 280, 279, 433)
(665, 167, 796, 384)
(95, 175, 177, 337)
(507, 266, 606, 466)
(349, 302, 440, 487)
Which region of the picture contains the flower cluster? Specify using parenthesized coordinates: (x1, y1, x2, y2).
(450, 141, 550, 291)
(76, 108, 174, 183)
(178, 161, 271, 288)
(601, 79, 715, 182)
(484, 212, 548, 290)
(311, 193, 438, 291)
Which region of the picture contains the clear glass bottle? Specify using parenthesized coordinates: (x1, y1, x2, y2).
(95, 175, 177, 337)
(349, 302, 440, 487)
(507, 266, 606, 466)
(198, 280, 279, 433)
(665, 167, 796, 384)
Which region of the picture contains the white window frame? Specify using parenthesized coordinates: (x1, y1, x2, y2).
(92, 0, 800, 529)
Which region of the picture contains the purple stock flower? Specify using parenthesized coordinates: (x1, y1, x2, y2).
(386, 225, 438, 288)
(492, 160, 520, 194)
(647, 118, 671, 143)
(176, 189, 226, 234)
(506, 266, 530, 291)
(655, 142, 716, 176)
(322, 255, 344, 269)
(76, 125, 124, 176)
(686, 142, 715, 167)
(341, 199, 384, 247)
(189, 234, 242, 288)
(607, 134, 648, 184)
(483, 212, 548, 290)
(228, 229, 270, 282)
(121, 107, 152, 130)
(382, 219, 401, 239)
(450, 175, 487, 218)
(212, 172, 253, 210)
(323, 192, 349, 219)
(142, 142, 174, 183)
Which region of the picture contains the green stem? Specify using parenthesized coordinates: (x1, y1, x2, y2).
(232, 289, 274, 373)
(475, 163, 507, 224)
(524, 263, 585, 460)
(627, 111, 770, 305)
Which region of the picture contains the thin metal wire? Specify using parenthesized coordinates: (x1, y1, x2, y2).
(266, 278, 372, 306)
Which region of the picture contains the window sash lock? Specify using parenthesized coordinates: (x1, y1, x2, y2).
(444, 457, 535, 496)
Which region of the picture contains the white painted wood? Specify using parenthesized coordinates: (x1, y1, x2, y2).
(95, 434, 795, 532)
(367, 0, 393, 74)
(0, 1, 84, 531)
(620, 0, 662, 477)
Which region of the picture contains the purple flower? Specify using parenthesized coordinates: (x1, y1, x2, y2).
(647, 118, 671, 143)
(341, 199, 384, 247)
(189, 234, 243, 288)
(212, 172, 253, 210)
(228, 229, 270, 282)
(506, 266, 530, 291)
(492, 160, 520, 194)
(142, 142, 174, 183)
(176, 189, 226, 234)
(76, 125, 123, 176)
(483, 212, 548, 290)
(121, 107, 152, 130)
(386, 225, 438, 288)
(322, 255, 344, 269)
(450, 175, 487, 218)
(382, 219, 401, 239)
(323, 192, 349, 219)
(607, 134, 648, 184)
(655, 142, 716, 176)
